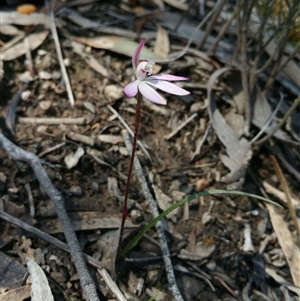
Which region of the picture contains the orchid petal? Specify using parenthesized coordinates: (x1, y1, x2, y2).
(124, 80, 139, 98)
(138, 81, 167, 105)
(147, 74, 189, 81)
(145, 79, 190, 96)
(132, 39, 145, 71)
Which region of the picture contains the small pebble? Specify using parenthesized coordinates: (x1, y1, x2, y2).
(251, 209, 259, 216)
(64, 58, 71, 67)
(19, 71, 35, 83)
(21, 90, 31, 101)
(51, 272, 66, 285)
(146, 270, 160, 286)
(37, 49, 48, 56)
(130, 209, 143, 223)
(39, 100, 51, 110)
(206, 260, 216, 271)
(84, 101, 96, 114)
(0, 172, 7, 183)
(91, 182, 99, 192)
(51, 71, 61, 79)
(69, 186, 82, 196)
(38, 71, 52, 79)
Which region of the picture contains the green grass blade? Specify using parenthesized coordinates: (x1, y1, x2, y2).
(120, 189, 281, 258)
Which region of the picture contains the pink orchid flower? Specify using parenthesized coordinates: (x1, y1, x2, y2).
(124, 39, 190, 105)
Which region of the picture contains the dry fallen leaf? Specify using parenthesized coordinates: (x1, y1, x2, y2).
(250, 23, 300, 88)
(252, 87, 290, 142)
(224, 110, 245, 139)
(94, 230, 118, 279)
(0, 24, 23, 36)
(154, 24, 170, 59)
(1, 31, 49, 61)
(152, 184, 179, 223)
(39, 211, 138, 234)
(162, 0, 188, 10)
(72, 40, 109, 77)
(207, 67, 252, 186)
(179, 242, 216, 261)
(266, 203, 300, 287)
(0, 285, 31, 301)
(1, 12, 49, 26)
(26, 257, 54, 301)
(265, 267, 300, 296)
(73, 36, 162, 61)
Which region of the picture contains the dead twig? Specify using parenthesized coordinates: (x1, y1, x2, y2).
(98, 269, 127, 301)
(263, 3, 300, 95)
(190, 124, 211, 161)
(47, 0, 75, 106)
(107, 104, 151, 161)
(122, 129, 184, 301)
(0, 133, 99, 301)
(251, 94, 284, 144)
(5, 91, 22, 135)
(154, 0, 225, 64)
(270, 155, 300, 236)
(66, 131, 94, 146)
(18, 117, 85, 124)
(214, 275, 243, 301)
(197, 0, 228, 50)
(0, 210, 129, 301)
(277, 39, 300, 73)
(24, 183, 34, 217)
(164, 112, 198, 140)
(38, 142, 66, 157)
(255, 94, 300, 145)
(209, 6, 238, 54)
(237, 0, 256, 136)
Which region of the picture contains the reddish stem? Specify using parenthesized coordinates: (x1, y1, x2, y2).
(117, 92, 142, 259)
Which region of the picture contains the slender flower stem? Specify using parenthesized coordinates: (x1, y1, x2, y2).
(117, 92, 142, 259)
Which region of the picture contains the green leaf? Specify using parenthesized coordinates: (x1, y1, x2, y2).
(120, 189, 281, 258)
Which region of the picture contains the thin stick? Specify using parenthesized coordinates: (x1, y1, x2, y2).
(24, 183, 35, 217)
(24, 35, 34, 76)
(164, 112, 198, 140)
(0, 209, 99, 267)
(18, 117, 85, 124)
(122, 130, 184, 301)
(209, 6, 238, 54)
(0, 133, 99, 301)
(197, 0, 228, 50)
(190, 124, 211, 161)
(238, 0, 256, 136)
(278, 39, 300, 72)
(107, 104, 151, 161)
(48, 0, 75, 107)
(38, 142, 66, 157)
(117, 92, 142, 259)
(255, 94, 300, 145)
(97, 269, 127, 301)
(152, 0, 224, 64)
(251, 94, 284, 144)
(0, 210, 127, 301)
(270, 155, 300, 236)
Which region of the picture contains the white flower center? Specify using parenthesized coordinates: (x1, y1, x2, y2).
(136, 61, 155, 80)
